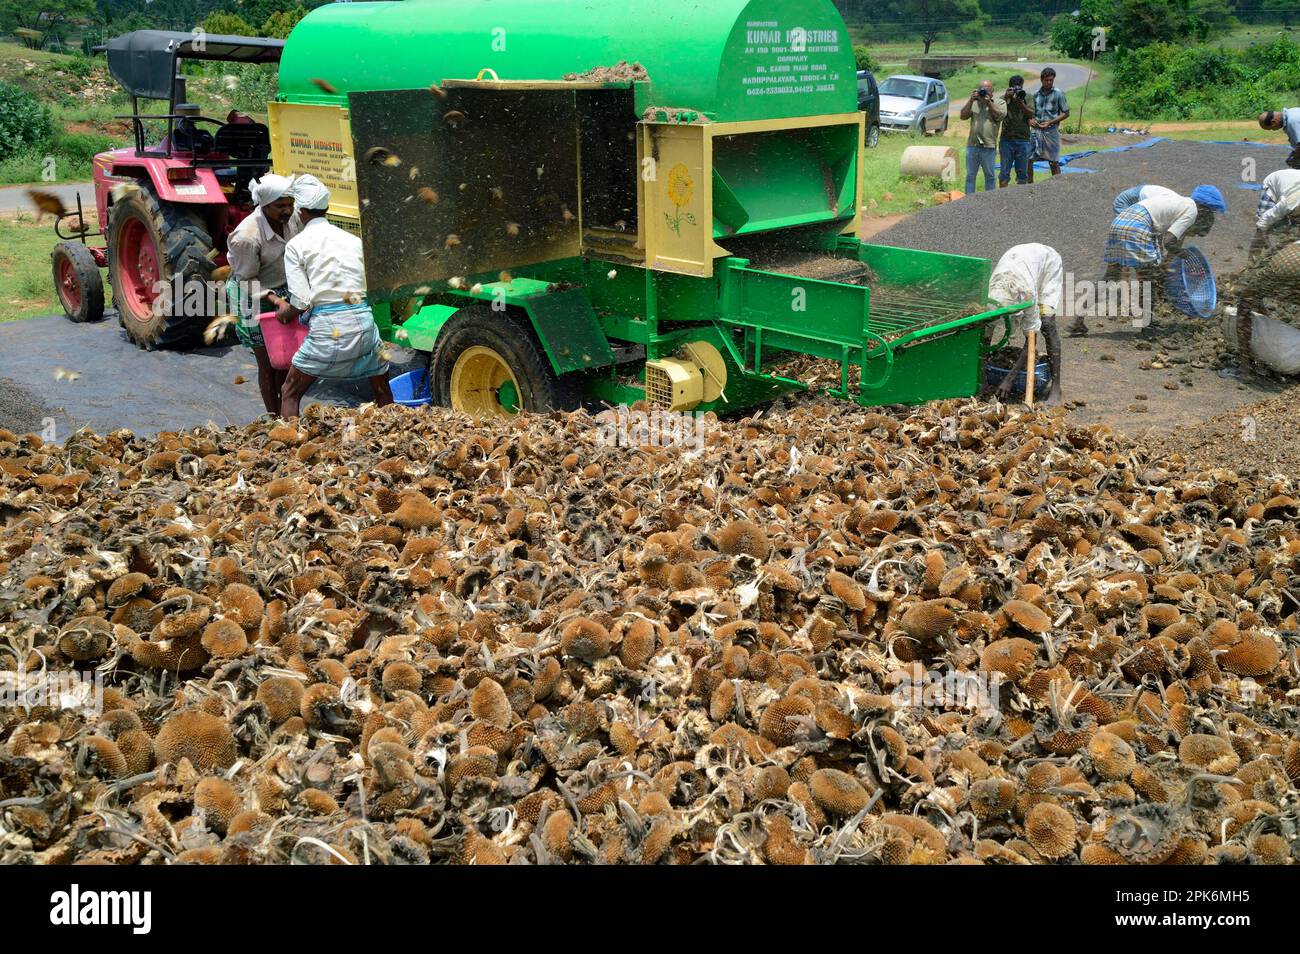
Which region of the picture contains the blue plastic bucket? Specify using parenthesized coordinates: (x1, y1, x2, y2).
(985, 358, 1051, 398)
(389, 368, 432, 407)
(1164, 246, 1216, 319)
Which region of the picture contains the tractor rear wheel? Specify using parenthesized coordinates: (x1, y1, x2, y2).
(106, 186, 216, 350)
(51, 242, 105, 323)
(430, 305, 580, 417)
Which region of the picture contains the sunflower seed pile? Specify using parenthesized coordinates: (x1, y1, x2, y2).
(0, 397, 1297, 864)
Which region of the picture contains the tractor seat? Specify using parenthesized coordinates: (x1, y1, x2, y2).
(171, 121, 215, 154)
(213, 122, 271, 163)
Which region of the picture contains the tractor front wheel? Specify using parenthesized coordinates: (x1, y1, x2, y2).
(51, 242, 105, 323)
(106, 186, 216, 350)
(430, 305, 580, 417)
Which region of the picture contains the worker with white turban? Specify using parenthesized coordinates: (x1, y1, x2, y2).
(225, 172, 302, 413)
(291, 173, 331, 212)
(267, 175, 392, 416)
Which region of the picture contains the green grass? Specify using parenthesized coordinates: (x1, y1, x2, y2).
(0, 41, 68, 68)
(1060, 59, 1117, 132)
(860, 129, 970, 216)
(852, 26, 1050, 58)
(1213, 24, 1300, 49)
(876, 61, 1055, 90)
(0, 214, 64, 320)
(0, 39, 249, 189)
(1148, 123, 1290, 142)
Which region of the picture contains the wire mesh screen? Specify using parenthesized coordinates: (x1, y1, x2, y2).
(868, 287, 986, 340)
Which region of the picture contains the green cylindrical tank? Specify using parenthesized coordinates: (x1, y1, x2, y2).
(278, 0, 856, 121)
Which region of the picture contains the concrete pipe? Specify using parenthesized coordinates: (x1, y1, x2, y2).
(900, 145, 958, 182)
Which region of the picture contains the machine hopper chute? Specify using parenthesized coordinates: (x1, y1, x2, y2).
(348, 85, 586, 293)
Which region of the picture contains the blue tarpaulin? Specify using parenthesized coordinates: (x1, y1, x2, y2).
(997, 136, 1285, 183)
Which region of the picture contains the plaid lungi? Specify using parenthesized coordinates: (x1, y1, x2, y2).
(224, 277, 285, 351)
(1104, 206, 1163, 268)
(291, 300, 390, 380)
(1032, 125, 1061, 163)
(1257, 190, 1278, 223)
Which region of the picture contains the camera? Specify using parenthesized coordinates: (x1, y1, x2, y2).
(1009, 87, 1027, 100)
(977, 87, 990, 98)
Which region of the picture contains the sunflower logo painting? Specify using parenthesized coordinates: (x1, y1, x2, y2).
(664, 163, 697, 237)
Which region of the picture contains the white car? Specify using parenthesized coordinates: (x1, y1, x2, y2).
(878, 74, 949, 135)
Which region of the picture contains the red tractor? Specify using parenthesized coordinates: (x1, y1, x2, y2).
(50, 30, 285, 348)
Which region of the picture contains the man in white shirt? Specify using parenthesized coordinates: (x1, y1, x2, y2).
(1226, 169, 1300, 380)
(987, 243, 1064, 406)
(1112, 183, 1178, 215)
(269, 175, 393, 417)
(1257, 109, 1300, 169)
(1253, 168, 1300, 247)
(1101, 184, 1226, 333)
(226, 173, 300, 413)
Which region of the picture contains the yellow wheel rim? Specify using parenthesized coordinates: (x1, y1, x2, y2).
(450, 345, 522, 417)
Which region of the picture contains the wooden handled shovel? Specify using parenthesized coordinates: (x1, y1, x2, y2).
(1025, 330, 1037, 407)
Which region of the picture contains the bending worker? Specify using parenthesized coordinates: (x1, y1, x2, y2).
(1257, 109, 1300, 169)
(987, 243, 1064, 407)
(1224, 167, 1300, 380)
(1098, 184, 1227, 335)
(226, 173, 300, 414)
(270, 175, 394, 418)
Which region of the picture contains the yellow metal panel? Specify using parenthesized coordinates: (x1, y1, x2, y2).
(641, 123, 728, 278)
(267, 102, 360, 221)
(705, 112, 863, 136)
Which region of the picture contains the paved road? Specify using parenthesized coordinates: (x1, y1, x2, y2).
(0, 313, 411, 439)
(0, 181, 94, 214)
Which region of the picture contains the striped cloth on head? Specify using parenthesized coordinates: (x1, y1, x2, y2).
(290, 300, 390, 380)
(1104, 205, 1163, 268)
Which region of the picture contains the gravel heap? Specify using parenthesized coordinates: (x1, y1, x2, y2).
(1148, 383, 1300, 477)
(0, 378, 60, 440)
(0, 400, 1297, 865)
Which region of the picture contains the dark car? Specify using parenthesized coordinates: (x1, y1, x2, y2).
(857, 69, 880, 148)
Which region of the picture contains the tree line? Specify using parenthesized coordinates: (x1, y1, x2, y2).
(0, 0, 343, 51)
(833, 0, 1295, 54)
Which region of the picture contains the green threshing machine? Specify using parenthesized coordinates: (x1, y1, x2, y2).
(241, 0, 1025, 414)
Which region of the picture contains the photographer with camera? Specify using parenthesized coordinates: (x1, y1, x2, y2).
(998, 75, 1034, 187)
(960, 79, 1003, 194)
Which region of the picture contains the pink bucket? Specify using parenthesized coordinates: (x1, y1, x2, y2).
(257, 311, 309, 370)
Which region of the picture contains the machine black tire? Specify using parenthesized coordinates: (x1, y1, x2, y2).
(51, 242, 105, 323)
(866, 123, 880, 148)
(919, 118, 928, 136)
(430, 305, 581, 414)
(106, 186, 216, 350)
